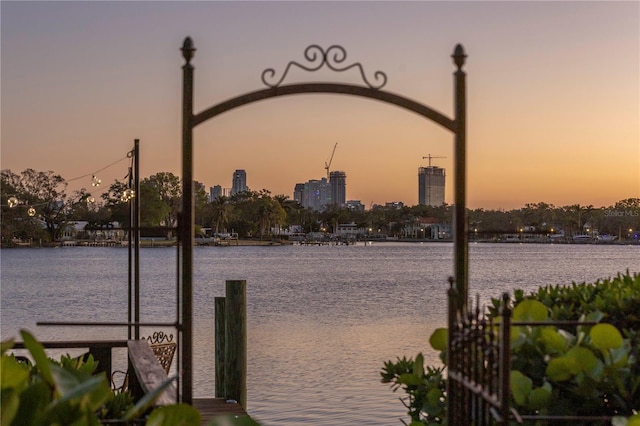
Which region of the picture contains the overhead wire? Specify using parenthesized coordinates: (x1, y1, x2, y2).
(1, 147, 135, 209)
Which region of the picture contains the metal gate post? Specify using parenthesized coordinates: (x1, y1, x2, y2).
(180, 37, 196, 404)
(133, 139, 140, 340)
(452, 44, 468, 312)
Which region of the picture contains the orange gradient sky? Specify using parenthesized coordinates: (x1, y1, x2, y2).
(2, 1, 638, 209)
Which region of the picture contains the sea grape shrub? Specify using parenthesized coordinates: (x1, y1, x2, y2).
(506, 300, 636, 419)
(383, 271, 640, 425)
(491, 271, 640, 413)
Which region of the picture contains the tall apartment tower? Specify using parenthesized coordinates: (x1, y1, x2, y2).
(293, 183, 305, 205)
(230, 169, 247, 195)
(329, 171, 347, 207)
(303, 178, 330, 211)
(209, 185, 223, 202)
(418, 166, 445, 206)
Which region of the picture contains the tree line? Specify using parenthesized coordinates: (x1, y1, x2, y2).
(2, 168, 639, 243)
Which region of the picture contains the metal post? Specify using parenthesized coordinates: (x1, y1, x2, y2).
(127, 163, 133, 340)
(446, 277, 457, 424)
(180, 36, 196, 404)
(133, 139, 140, 339)
(452, 44, 468, 311)
(499, 293, 512, 425)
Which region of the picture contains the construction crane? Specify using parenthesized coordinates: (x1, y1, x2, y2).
(325, 143, 338, 179)
(422, 154, 446, 167)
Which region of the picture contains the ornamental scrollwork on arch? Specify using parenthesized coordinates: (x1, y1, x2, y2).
(261, 45, 387, 90)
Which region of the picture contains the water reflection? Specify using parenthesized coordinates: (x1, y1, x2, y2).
(1, 243, 637, 425)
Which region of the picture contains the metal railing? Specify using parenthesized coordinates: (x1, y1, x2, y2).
(446, 280, 614, 425)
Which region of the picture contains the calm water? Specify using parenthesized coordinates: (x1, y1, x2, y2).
(1, 242, 638, 425)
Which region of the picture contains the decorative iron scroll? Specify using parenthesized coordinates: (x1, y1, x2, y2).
(261, 45, 387, 90)
(144, 331, 174, 345)
(143, 331, 176, 374)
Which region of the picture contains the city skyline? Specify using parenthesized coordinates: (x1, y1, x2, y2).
(1, 1, 638, 209)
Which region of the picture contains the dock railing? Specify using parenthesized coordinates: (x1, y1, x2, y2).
(11, 339, 129, 384)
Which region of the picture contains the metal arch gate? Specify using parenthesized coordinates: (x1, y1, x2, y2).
(177, 37, 468, 405)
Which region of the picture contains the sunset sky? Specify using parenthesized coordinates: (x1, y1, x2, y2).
(2, 1, 638, 209)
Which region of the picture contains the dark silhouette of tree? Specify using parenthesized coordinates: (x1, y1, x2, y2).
(1, 168, 88, 241)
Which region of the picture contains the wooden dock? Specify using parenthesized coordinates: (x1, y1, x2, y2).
(193, 398, 250, 424)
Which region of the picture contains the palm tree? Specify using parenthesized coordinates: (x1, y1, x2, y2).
(211, 196, 231, 234)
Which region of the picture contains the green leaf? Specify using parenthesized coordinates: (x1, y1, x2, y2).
(546, 356, 578, 381)
(13, 380, 51, 425)
(123, 375, 178, 420)
(1, 355, 30, 390)
(427, 387, 443, 406)
(513, 299, 548, 322)
(510, 370, 532, 406)
(413, 353, 424, 379)
(397, 373, 421, 387)
(1, 339, 15, 355)
(609, 345, 630, 367)
(539, 327, 568, 354)
(429, 328, 448, 351)
(1, 389, 20, 426)
(146, 403, 202, 426)
(611, 416, 627, 426)
(20, 329, 54, 386)
(48, 372, 110, 410)
(583, 311, 604, 323)
(50, 364, 81, 395)
(628, 414, 640, 426)
(510, 326, 526, 349)
(590, 323, 623, 351)
(566, 346, 599, 374)
(528, 385, 552, 410)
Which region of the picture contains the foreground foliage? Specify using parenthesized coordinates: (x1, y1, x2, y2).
(0, 330, 196, 425)
(382, 271, 640, 425)
(1, 330, 262, 425)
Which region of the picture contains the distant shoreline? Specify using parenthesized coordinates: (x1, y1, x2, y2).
(2, 238, 638, 248)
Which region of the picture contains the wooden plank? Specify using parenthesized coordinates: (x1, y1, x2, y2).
(127, 340, 176, 405)
(193, 398, 249, 425)
(12, 340, 129, 349)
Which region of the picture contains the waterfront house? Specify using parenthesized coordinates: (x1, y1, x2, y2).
(402, 217, 451, 239)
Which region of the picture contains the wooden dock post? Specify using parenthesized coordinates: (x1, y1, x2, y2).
(223, 280, 247, 409)
(214, 296, 226, 398)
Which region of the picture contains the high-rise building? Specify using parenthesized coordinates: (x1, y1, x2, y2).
(329, 171, 347, 207)
(299, 178, 330, 211)
(293, 170, 348, 211)
(231, 170, 247, 195)
(293, 183, 305, 205)
(418, 166, 445, 206)
(209, 185, 223, 202)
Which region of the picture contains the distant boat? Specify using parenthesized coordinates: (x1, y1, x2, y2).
(596, 234, 617, 243)
(572, 235, 592, 243)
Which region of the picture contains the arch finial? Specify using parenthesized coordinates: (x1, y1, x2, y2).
(182, 37, 196, 64)
(452, 44, 466, 71)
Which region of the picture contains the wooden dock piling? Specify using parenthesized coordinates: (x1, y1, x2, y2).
(214, 296, 226, 399)
(214, 280, 247, 409)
